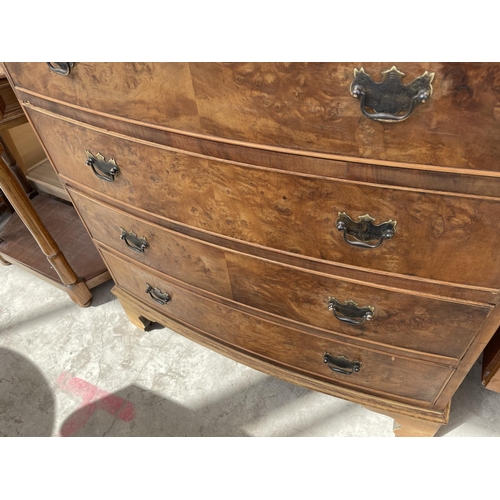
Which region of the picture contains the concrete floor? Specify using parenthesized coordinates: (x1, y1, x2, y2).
(1, 248, 500, 437)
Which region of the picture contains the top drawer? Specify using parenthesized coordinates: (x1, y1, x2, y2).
(6, 62, 500, 172)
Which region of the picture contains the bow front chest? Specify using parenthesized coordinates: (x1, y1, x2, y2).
(4, 62, 500, 436)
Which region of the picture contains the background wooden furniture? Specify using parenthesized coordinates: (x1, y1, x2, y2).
(0, 74, 110, 306)
(4, 62, 500, 435)
(0, 77, 36, 213)
(0, 149, 110, 306)
(1, 76, 65, 202)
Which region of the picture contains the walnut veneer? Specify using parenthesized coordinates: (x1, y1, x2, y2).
(4, 62, 500, 436)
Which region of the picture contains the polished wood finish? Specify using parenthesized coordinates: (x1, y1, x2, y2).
(103, 248, 454, 404)
(112, 284, 452, 429)
(224, 252, 491, 360)
(68, 188, 233, 299)
(6, 62, 500, 436)
(366, 405, 450, 437)
(26, 108, 500, 289)
(8, 63, 500, 172)
(20, 98, 500, 198)
(69, 186, 491, 361)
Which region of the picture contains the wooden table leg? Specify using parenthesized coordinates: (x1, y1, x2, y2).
(0, 148, 92, 307)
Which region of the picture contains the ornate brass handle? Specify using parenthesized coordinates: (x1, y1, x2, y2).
(350, 66, 434, 122)
(327, 297, 374, 325)
(145, 284, 171, 306)
(337, 212, 396, 249)
(85, 151, 120, 183)
(323, 353, 361, 375)
(46, 62, 74, 76)
(120, 228, 149, 253)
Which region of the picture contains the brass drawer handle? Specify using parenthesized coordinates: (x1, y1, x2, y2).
(46, 62, 74, 75)
(328, 297, 374, 325)
(350, 66, 434, 122)
(337, 212, 396, 249)
(145, 284, 171, 306)
(120, 227, 149, 253)
(85, 151, 120, 183)
(323, 353, 361, 375)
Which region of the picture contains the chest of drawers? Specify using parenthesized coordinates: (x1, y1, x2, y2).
(4, 62, 500, 436)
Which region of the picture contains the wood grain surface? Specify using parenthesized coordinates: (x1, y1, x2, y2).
(69, 188, 492, 360)
(225, 253, 491, 360)
(8, 62, 500, 171)
(6, 63, 201, 133)
(102, 248, 454, 404)
(7, 61, 500, 435)
(113, 285, 452, 424)
(28, 110, 500, 289)
(20, 99, 500, 198)
(68, 189, 232, 298)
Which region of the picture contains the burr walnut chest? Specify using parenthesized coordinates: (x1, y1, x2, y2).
(4, 62, 500, 436)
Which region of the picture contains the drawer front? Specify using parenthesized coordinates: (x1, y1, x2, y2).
(7, 63, 202, 133)
(33, 110, 500, 289)
(101, 248, 454, 404)
(225, 254, 491, 360)
(70, 188, 491, 359)
(68, 189, 233, 299)
(9, 62, 500, 172)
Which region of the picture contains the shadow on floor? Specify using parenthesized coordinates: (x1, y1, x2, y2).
(0, 347, 55, 436)
(89, 279, 117, 308)
(57, 375, 320, 437)
(435, 357, 500, 437)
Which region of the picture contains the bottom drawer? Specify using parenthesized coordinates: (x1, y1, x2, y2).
(100, 247, 455, 404)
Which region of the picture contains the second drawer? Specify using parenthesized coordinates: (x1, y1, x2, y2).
(29, 109, 500, 289)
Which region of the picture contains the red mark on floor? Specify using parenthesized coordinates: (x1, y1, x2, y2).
(57, 372, 135, 437)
